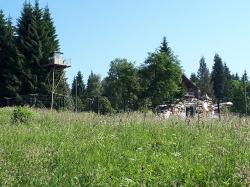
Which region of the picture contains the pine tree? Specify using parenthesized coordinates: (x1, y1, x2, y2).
(86, 72, 101, 98)
(190, 73, 199, 86)
(0, 11, 22, 100)
(86, 72, 102, 112)
(223, 63, 232, 101)
(241, 71, 248, 82)
(71, 71, 86, 99)
(16, 1, 42, 94)
(232, 73, 240, 81)
(160, 37, 172, 55)
(197, 57, 213, 97)
(71, 71, 86, 111)
(42, 5, 59, 55)
(211, 54, 224, 101)
(32, 0, 49, 94)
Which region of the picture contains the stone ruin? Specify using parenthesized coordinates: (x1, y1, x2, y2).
(155, 95, 233, 119)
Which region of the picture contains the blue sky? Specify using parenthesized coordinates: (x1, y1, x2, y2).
(1, 0, 250, 84)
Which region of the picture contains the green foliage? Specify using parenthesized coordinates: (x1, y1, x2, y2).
(138, 98, 152, 113)
(16, 2, 42, 94)
(231, 79, 250, 115)
(223, 63, 233, 101)
(71, 71, 86, 111)
(197, 57, 213, 97)
(86, 71, 102, 99)
(212, 54, 224, 101)
(0, 108, 249, 186)
(11, 106, 34, 124)
(103, 58, 140, 111)
(0, 11, 23, 99)
(190, 73, 199, 86)
(85, 72, 102, 112)
(99, 96, 115, 114)
(14, 1, 64, 97)
(140, 38, 182, 106)
(71, 71, 86, 99)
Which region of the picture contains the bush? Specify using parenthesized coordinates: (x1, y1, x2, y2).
(11, 106, 34, 124)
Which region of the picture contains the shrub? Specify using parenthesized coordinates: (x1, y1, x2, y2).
(11, 106, 34, 124)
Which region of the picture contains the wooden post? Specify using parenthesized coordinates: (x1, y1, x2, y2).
(51, 68, 55, 110)
(97, 96, 100, 115)
(217, 100, 221, 120)
(244, 72, 248, 115)
(75, 78, 77, 112)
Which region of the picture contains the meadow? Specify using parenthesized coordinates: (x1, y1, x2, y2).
(0, 107, 249, 186)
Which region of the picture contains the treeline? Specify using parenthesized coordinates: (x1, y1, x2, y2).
(71, 38, 249, 115)
(0, 1, 68, 104)
(191, 55, 249, 114)
(1, 1, 249, 115)
(71, 37, 183, 113)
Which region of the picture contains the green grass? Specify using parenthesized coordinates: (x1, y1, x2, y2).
(0, 107, 249, 186)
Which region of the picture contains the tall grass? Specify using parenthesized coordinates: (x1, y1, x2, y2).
(0, 107, 249, 186)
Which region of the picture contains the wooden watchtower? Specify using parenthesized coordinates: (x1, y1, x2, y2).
(43, 52, 71, 110)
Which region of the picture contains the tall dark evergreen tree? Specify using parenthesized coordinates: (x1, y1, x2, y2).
(32, 0, 49, 94)
(211, 54, 224, 101)
(223, 63, 232, 101)
(16, 1, 42, 94)
(197, 57, 213, 97)
(241, 71, 248, 82)
(160, 37, 172, 55)
(86, 72, 102, 112)
(86, 72, 102, 99)
(232, 73, 240, 81)
(71, 71, 86, 111)
(0, 11, 23, 100)
(71, 71, 86, 99)
(42, 5, 59, 55)
(190, 73, 199, 86)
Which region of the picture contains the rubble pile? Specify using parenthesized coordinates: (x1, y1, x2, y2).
(156, 95, 216, 119)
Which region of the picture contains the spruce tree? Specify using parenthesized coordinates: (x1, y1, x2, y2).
(223, 63, 232, 101)
(160, 37, 172, 55)
(86, 72, 101, 98)
(71, 71, 86, 111)
(32, 0, 49, 94)
(71, 71, 86, 99)
(211, 54, 224, 101)
(232, 73, 240, 81)
(86, 72, 102, 112)
(190, 73, 199, 86)
(16, 1, 42, 94)
(0, 11, 22, 100)
(197, 57, 213, 97)
(42, 5, 59, 55)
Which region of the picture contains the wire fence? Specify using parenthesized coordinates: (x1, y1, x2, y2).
(0, 94, 72, 110)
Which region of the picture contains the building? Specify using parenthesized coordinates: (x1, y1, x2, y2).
(181, 74, 199, 98)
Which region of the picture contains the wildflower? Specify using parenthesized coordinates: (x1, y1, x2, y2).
(137, 147, 143, 151)
(172, 152, 181, 157)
